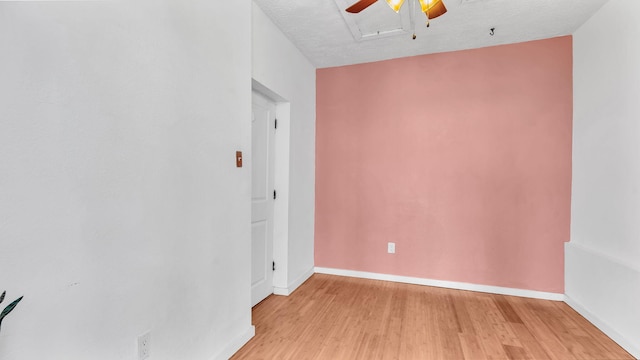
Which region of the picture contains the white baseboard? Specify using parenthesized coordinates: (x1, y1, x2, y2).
(314, 267, 565, 301)
(273, 266, 314, 296)
(565, 296, 640, 359)
(273, 288, 289, 295)
(211, 325, 255, 360)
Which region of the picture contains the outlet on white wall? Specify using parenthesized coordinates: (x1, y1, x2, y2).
(387, 242, 395, 254)
(138, 331, 150, 360)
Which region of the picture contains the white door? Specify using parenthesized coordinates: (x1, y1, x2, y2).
(251, 90, 276, 306)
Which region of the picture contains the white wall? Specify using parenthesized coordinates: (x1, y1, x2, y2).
(252, 2, 316, 294)
(0, 1, 253, 359)
(569, 0, 640, 357)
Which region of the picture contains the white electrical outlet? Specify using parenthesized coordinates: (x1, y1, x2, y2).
(138, 331, 151, 360)
(387, 242, 396, 254)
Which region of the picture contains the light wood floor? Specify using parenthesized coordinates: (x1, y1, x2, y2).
(232, 274, 633, 360)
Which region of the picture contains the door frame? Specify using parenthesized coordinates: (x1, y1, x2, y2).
(251, 79, 291, 296)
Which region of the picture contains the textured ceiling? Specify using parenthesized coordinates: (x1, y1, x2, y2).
(253, 0, 609, 68)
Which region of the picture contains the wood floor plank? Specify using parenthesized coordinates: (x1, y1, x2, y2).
(510, 322, 553, 360)
(507, 296, 577, 360)
(451, 293, 477, 334)
(503, 344, 531, 360)
(486, 296, 522, 348)
(495, 296, 525, 324)
(231, 274, 633, 360)
(459, 333, 488, 360)
(466, 295, 511, 359)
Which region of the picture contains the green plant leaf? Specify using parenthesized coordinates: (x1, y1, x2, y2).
(0, 296, 22, 333)
(0, 291, 5, 304)
(0, 296, 23, 321)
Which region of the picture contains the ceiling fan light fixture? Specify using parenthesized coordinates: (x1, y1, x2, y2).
(385, 0, 405, 13)
(418, 0, 432, 13)
(420, 0, 447, 19)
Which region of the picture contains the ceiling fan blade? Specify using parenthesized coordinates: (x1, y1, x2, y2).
(425, 0, 447, 19)
(346, 0, 378, 13)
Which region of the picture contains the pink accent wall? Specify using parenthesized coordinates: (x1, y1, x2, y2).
(315, 37, 573, 293)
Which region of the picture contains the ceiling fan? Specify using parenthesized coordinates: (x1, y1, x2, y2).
(346, 0, 447, 21)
